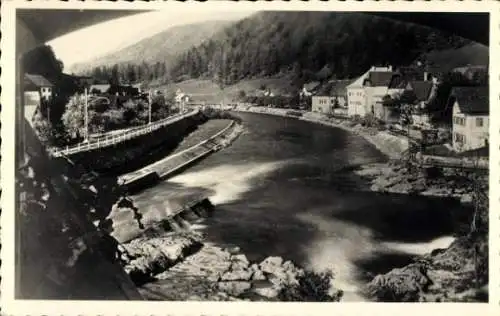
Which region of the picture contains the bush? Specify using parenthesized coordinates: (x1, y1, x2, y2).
(277, 270, 343, 302)
(32, 109, 53, 144)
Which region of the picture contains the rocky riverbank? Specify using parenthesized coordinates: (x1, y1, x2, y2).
(120, 231, 342, 301)
(353, 162, 486, 203)
(364, 232, 488, 302)
(354, 162, 489, 302)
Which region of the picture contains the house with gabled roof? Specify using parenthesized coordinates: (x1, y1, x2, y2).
(405, 80, 438, 128)
(347, 65, 397, 117)
(24, 73, 54, 101)
(451, 86, 489, 152)
(311, 80, 351, 115)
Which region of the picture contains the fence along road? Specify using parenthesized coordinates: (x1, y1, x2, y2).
(50, 109, 200, 157)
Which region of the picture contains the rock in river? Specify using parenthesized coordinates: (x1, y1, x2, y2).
(259, 256, 283, 274)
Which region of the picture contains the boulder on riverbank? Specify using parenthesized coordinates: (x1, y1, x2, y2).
(128, 235, 342, 301)
(365, 234, 488, 302)
(122, 233, 203, 285)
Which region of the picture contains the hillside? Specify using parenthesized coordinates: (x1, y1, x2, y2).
(159, 73, 296, 103)
(419, 42, 489, 72)
(69, 20, 231, 75)
(170, 11, 474, 86)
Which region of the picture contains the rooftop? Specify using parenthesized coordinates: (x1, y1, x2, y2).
(90, 84, 111, 90)
(24, 73, 53, 87)
(316, 80, 353, 97)
(408, 81, 434, 102)
(365, 71, 395, 87)
(303, 81, 321, 91)
(451, 86, 489, 114)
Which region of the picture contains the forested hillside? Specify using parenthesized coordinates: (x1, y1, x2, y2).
(169, 11, 473, 87)
(71, 20, 231, 84)
(75, 11, 486, 91)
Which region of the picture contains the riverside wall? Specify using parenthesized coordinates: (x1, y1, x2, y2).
(119, 120, 242, 194)
(64, 111, 210, 175)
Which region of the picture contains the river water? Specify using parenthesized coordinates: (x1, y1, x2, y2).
(132, 112, 464, 300)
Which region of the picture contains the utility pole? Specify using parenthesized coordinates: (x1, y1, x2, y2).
(148, 89, 152, 124)
(84, 87, 89, 142)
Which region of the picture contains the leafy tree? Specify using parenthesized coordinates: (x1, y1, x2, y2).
(278, 270, 343, 302)
(237, 90, 246, 100)
(61, 94, 87, 139)
(32, 109, 54, 144)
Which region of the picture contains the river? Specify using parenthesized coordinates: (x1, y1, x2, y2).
(132, 112, 464, 300)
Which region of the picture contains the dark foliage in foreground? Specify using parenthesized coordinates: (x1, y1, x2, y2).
(278, 270, 343, 302)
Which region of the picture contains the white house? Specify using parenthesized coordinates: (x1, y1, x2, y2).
(24, 73, 53, 101)
(451, 87, 489, 152)
(311, 96, 335, 114)
(312, 80, 350, 114)
(347, 66, 394, 117)
(89, 84, 111, 94)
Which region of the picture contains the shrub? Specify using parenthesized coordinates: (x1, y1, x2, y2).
(277, 270, 343, 302)
(61, 94, 86, 139)
(32, 109, 53, 144)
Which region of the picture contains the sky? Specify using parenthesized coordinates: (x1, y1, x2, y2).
(48, 10, 258, 69)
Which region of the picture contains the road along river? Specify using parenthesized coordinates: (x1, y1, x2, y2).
(132, 112, 466, 300)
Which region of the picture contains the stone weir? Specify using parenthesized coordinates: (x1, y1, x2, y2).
(118, 120, 242, 194)
(65, 111, 210, 175)
(110, 192, 216, 244)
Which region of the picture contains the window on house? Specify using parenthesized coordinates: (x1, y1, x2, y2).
(454, 116, 466, 126)
(476, 117, 484, 127)
(454, 132, 465, 143)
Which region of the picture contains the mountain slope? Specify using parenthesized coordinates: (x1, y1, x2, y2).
(419, 42, 489, 72)
(70, 20, 231, 74)
(170, 11, 477, 85)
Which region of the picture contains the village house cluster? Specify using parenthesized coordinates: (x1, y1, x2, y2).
(310, 64, 489, 153)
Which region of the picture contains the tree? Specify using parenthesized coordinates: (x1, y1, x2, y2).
(32, 109, 54, 144)
(61, 94, 87, 139)
(22, 45, 63, 80)
(278, 270, 343, 302)
(237, 90, 246, 100)
(110, 64, 120, 85)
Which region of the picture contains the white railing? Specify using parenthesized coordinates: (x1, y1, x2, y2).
(50, 109, 199, 157)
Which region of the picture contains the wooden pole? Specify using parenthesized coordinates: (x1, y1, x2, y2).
(84, 88, 89, 142)
(148, 89, 152, 124)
